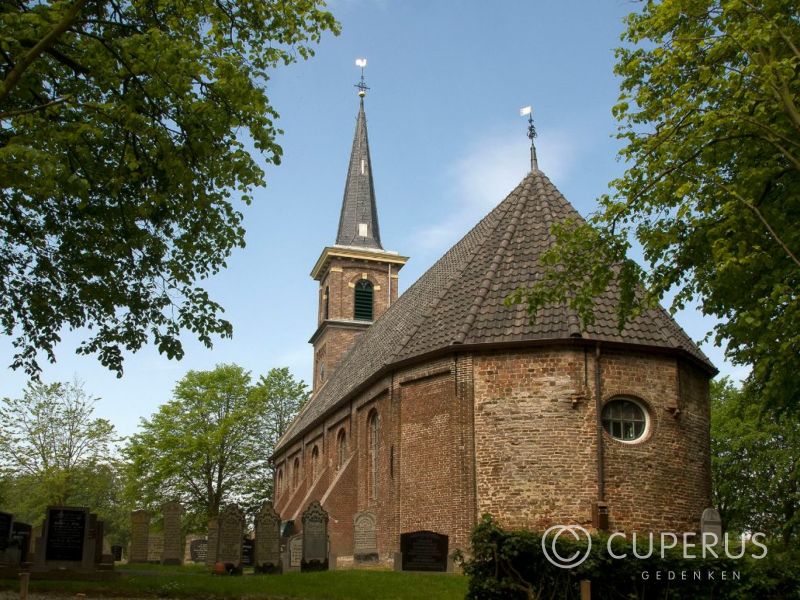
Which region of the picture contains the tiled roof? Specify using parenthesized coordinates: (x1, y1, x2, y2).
(276, 170, 715, 453)
(335, 100, 382, 250)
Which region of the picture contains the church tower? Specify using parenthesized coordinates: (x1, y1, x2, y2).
(309, 77, 408, 393)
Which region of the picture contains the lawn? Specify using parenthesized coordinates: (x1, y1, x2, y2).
(0, 565, 469, 599)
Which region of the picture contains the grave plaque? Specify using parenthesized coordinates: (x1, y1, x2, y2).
(701, 508, 723, 543)
(217, 504, 245, 571)
(129, 510, 151, 563)
(111, 545, 123, 562)
(353, 511, 378, 561)
(161, 501, 183, 565)
(301, 501, 329, 571)
(147, 533, 164, 563)
(288, 535, 302, 569)
(0, 512, 12, 551)
(206, 518, 219, 566)
(400, 531, 448, 572)
(45, 507, 87, 562)
(254, 502, 281, 573)
(242, 537, 254, 566)
(190, 538, 208, 563)
(11, 522, 32, 564)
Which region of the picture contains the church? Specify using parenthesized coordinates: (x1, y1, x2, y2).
(271, 83, 716, 563)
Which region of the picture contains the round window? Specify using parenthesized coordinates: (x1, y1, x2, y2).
(602, 398, 648, 442)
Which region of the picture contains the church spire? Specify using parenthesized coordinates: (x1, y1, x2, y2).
(335, 60, 382, 250)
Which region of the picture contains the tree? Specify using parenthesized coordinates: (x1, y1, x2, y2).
(711, 377, 800, 546)
(0, 1, 339, 377)
(252, 366, 310, 450)
(0, 380, 129, 542)
(508, 0, 800, 411)
(123, 364, 307, 527)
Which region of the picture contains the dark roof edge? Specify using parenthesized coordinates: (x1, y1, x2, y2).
(271, 336, 717, 459)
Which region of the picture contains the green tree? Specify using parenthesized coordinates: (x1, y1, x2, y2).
(711, 377, 800, 546)
(0, 380, 129, 542)
(252, 366, 310, 450)
(0, 1, 339, 377)
(508, 0, 800, 411)
(124, 364, 307, 528)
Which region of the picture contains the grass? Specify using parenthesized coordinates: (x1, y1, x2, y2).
(0, 566, 468, 599)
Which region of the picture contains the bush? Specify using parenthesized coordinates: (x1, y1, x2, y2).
(462, 515, 800, 600)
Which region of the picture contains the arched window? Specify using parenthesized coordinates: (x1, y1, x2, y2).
(337, 429, 348, 470)
(276, 469, 283, 497)
(292, 456, 300, 490)
(602, 398, 649, 442)
(367, 411, 379, 500)
(311, 445, 320, 481)
(354, 280, 374, 321)
(324, 285, 330, 320)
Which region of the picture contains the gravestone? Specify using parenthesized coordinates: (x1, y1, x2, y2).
(0, 512, 11, 551)
(205, 518, 219, 566)
(11, 522, 32, 564)
(129, 510, 151, 563)
(161, 501, 183, 565)
(189, 538, 208, 563)
(111, 545, 123, 562)
(44, 507, 89, 563)
(701, 508, 723, 543)
(242, 537, 254, 566)
(400, 530, 448, 572)
(301, 501, 329, 572)
(216, 504, 245, 573)
(89, 516, 103, 564)
(288, 534, 303, 571)
(353, 511, 378, 562)
(254, 502, 281, 574)
(146, 533, 163, 563)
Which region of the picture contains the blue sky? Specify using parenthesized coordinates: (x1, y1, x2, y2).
(0, 1, 747, 436)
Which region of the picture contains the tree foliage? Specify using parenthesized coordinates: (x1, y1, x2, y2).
(123, 364, 308, 528)
(0, 380, 129, 542)
(712, 377, 800, 546)
(508, 0, 800, 410)
(0, 0, 339, 377)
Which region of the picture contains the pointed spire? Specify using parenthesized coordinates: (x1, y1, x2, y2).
(520, 105, 539, 172)
(336, 69, 382, 249)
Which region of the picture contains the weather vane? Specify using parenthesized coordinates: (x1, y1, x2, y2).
(520, 105, 539, 172)
(355, 58, 369, 98)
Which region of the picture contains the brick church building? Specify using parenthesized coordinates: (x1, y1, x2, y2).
(271, 92, 716, 561)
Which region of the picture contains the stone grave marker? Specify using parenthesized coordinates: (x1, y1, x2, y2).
(701, 508, 723, 544)
(129, 510, 151, 563)
(254, 502, 281, 574)
(301, 501, 329, 571)
(161, 501, 183, 565)
(0, 512, 11, 552)
(400, 530, 448, 572)
(44, 507, 89, 564)
(111, 545, 123, 562)
(190, 538, 208, 563)
(216, 504, 245, 573)
(242, 537, 254, 566)
(353, 511, 378, 562)
(288, 534, 303, 571)
(11, 522, 32, 564)
(205, 518, 219, 566)
(146, 533, 163, 563)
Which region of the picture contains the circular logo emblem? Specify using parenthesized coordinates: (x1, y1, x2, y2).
(541, 525, 592, 569)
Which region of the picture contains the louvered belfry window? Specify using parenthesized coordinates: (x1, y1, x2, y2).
(354, 280, 374, 321)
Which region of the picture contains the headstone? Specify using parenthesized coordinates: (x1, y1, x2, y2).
(189, 538, 208, 563)
(216, 504, 245, 573)
(11, 522, 32, 564)
(44, 507, 89, 563)
(146, 533, 163, 563)
(111, 545, 123, 562)
(161, 501, 183, 565)
(205, 518, 219, 567)
(254, 502, 281, 574)
(301, 501, 329, 571)
(353, 511, 378, 562)
(242, 537, 254, 566)
(701, 507, 723, 543)
(400, 530, 448, 572)
(0, 512, 12, 551)
(288, 534, 302, 571)
(129, 510, 151, 563)
(90, 517, 103, 564)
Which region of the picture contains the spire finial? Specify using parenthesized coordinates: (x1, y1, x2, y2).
(520, 105, 539, 172)
(355, 58, 369, 99)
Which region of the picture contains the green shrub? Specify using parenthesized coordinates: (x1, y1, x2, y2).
(462, 515, 800, 600)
